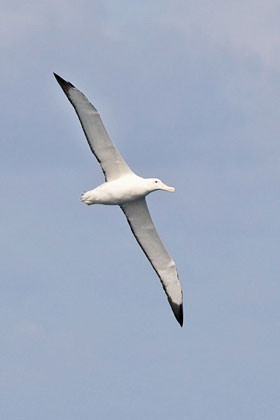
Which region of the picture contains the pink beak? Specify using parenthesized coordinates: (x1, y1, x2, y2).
(161, 183, 175, 192)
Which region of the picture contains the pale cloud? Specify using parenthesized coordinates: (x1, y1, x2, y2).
(17, 321, 46, 338)
(158, 0, 280, 66)
(0, 0, 105, 47)
(2, 321, 47, 342)
(0, 7, 44, 47)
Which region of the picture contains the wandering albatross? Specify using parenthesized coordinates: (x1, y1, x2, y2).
(54, 73, 183, 326)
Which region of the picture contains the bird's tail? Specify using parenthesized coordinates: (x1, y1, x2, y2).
(80, 191, 95, 205)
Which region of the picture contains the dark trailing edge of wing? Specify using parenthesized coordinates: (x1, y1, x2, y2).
(120, 204, 183, 327)
(53, 72, 106, 179)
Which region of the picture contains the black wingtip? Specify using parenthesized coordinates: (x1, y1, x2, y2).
(53, 73, 75, 91)
(170, 301, 183, 327)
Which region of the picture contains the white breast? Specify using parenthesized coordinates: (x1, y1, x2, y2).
(82, 175, 150, 205)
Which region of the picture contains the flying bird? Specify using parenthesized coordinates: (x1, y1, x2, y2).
(54, 73, 183, 326)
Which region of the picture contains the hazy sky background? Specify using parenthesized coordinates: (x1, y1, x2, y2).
(1, 1, 280, 419)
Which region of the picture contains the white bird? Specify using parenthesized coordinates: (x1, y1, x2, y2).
(54, 73, 183, 326)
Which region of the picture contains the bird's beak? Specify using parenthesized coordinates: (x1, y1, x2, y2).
(161, 183, 175, 192)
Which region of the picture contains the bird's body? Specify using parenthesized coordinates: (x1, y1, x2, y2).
(54, 73, 183, 326)
(81, 175, 175, 205)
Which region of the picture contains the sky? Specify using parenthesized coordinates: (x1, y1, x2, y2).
(1, 0, 280, 418)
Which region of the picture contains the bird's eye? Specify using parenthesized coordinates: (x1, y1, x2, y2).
(155, 180, 158, 183)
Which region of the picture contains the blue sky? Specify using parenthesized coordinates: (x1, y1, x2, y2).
(1, 1, 280, 419)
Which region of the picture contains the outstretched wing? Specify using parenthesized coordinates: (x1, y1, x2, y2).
(121, 198, 183, 326)
(54, 73, 134, 181)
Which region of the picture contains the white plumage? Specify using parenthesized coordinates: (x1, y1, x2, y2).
(54, 73, 183, 326)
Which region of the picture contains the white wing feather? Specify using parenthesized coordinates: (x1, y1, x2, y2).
(54, 73, 133, 181)
(121, 198, 183, 325)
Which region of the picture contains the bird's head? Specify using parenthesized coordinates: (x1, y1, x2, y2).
(146, 178, 175, 193)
